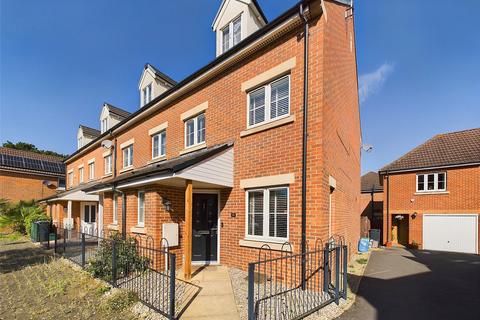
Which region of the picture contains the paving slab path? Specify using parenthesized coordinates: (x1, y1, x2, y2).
(179, 265, 240, 320)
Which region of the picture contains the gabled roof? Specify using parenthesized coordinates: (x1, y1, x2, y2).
(0, 147, 65, 176)
(104, 103, 131, 119)
(380, 128, 480, 173)
(212, 0, 268, 30)
(144, 63, 177, 87)
(361, 171, 382, 193)
(79, 125, 101, 138)
(83, 142, 233, 193)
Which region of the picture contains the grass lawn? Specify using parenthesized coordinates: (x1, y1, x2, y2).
(0, 235, 140, 319)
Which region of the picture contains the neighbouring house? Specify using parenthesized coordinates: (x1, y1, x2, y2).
(46, 0, 361, 276)
(0, 147, 65, 202)
(360, 172, 383, 238)
(379, 128, 480, 254)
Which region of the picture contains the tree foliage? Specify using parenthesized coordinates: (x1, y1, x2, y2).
(0, 199, 49, 235)
(2, 141, 67, 159)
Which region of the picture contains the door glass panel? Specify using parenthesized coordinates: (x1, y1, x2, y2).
(84, 205, 90, 223)
(90, 205, 96, 223)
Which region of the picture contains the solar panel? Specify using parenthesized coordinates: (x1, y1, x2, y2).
(0, 154, 65, 174)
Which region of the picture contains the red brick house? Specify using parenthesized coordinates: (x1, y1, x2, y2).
(379, 128, 480, 254)
(47, 0, 361, 275)
(0, 147, 65, 202)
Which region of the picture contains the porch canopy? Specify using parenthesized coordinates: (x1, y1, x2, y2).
(40, 182, 99, 229)
(83, 142, 234, 280)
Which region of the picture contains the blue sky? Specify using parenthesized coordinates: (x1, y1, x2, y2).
(1, 0, 479, 173)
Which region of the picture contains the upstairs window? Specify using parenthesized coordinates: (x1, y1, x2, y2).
(152, 131, 166, 159)
(68, 172, 73, 187)
(185, 113, 205, 148)
(416, 172, 446, 192)
(248, 75, 290, 127)
(221, 15, 242, 53)
(246, 187, 289, 241)
(101, 118, 108, 133)
(79, 167, 84, 183)
(123, 145, 133, 168)
(77, 137, 83, 149)
(57, 177, 66, 189)
(104, 155, 112, 175)
(142, 83, 152, 106)
(88, 162, 95, 180)
(137, 191, 145, 227)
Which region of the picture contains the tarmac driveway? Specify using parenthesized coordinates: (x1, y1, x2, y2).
(338, 247, 480, 320)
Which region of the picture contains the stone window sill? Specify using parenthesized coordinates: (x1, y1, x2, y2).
(130, 226, 146, 234)
(119, 166, 134, 174)
(148, 156, 167, 164)
(179, 142, 207, 155)
(102, 173, 113, 179)
(107, 224, 119, 230)
(240, 115, 295, 138)
(414, 191, 450, 195)
(239, 239, 292, 252)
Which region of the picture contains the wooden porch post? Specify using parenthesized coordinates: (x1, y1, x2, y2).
(184, 179, 193, 280)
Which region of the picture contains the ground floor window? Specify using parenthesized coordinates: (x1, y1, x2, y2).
(137, 191, 145, 227)
(246, 186, 289, 241)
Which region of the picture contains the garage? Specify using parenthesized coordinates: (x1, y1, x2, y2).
(423, 214, 478, 254)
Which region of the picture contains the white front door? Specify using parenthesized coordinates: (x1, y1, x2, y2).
(81, 203, 97, 235)
(423, 214, 478, 254)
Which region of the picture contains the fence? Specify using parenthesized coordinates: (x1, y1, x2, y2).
(247, 236, 348, 320)
(53, 228, 178, 319)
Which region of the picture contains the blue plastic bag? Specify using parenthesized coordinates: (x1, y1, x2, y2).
(358, 237, 370, 252)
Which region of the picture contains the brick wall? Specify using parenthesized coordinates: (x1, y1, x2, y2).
(65, 0, 360, 269)
(0, 170, 60, 202)
(382, 165, 480, 249)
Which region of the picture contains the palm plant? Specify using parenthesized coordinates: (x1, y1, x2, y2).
(0, 200, 48, 235)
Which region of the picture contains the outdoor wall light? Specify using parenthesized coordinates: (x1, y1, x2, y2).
(411, 212, 417, 219)
(162, 197, 173, 212)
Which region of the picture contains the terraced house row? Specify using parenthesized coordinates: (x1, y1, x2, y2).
(43, 0, 361, 274)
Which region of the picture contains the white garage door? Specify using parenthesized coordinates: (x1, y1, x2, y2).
(423, 214, 478, 254)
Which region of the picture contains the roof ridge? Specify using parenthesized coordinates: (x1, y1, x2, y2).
(437, 127, 480, 136)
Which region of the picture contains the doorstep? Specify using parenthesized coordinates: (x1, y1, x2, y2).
(178, 265, 240, 319)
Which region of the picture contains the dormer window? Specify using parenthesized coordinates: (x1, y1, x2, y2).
(100, 118, 108, 133)
(142, 83, 152, 106)
(221, 15, 242, 53)
(77, 137, 83, 149)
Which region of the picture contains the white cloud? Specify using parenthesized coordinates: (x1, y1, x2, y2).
(359, 62, 394, 103)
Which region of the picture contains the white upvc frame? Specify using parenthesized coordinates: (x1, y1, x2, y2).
(192, 189, 221, 265)
(112, 195, 118, 224)
(80, 202, 98, 234)
(104, 154, 112, 175)
(101, 117, 109, 133)
(221, 14, 242, 54)
(416, 172, 447, 192)
(151, 130, 166, 159)
(245, 186, 290, 243)
(137, 190, 145, 227)
(122, 144, 134, 168)
(88, 162, 95, 181)
(184, 113, 206, 149)
(78, 167, 84, 184)
(68, 171, 74, 187)
(246, 75, 291, 129)
(142, 83, 153, 106)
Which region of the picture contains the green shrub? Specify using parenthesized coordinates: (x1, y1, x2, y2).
(86, 233, 150, 282)
(0, 200, 48, 235)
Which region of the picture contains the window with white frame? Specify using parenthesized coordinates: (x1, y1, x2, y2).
(88, 162, 95, 180)
(142, 83, 152, 106)
(104, 155, 112, 175)
(137, 191, 145, 227)
(248, 76, 290, 127)
(185, 113, 205, 148)
(79, 167, 84, 183)
(101, 118, 108, 133)
(77, 137, 83, 149)
(246, 187, 289, 241)
(152, 131, 166, 159)
(113, 195, 118, 224)
(221, 15, 241, 53)
(123, 145, 133, 168)
(416, 172, 446, 192)
(68, 172, 73, 187)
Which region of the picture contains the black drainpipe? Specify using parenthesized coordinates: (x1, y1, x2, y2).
(386, 170, 390, 244)
(299, 3, 309, 291)
(108, 131, 125, 240)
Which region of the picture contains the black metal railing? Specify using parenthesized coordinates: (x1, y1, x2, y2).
(53, 228, 178, 319)
(247, 236, 348, 320)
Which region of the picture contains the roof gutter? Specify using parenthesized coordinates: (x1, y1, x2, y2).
(378, 161, 480, 175)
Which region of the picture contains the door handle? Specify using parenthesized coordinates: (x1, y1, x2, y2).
(197, 230, 210, 235)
